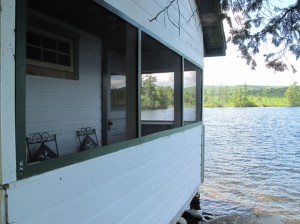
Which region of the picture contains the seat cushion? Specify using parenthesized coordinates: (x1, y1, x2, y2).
(80, 135, 98, 151)
(34, 142, 57, 161)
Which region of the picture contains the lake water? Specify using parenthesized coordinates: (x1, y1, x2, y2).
(200, 107, 300, 224)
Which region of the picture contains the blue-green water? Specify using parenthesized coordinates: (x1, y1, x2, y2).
(200, 107, 300, 223)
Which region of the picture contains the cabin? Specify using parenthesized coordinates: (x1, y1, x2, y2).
(0, 0, 225, 223)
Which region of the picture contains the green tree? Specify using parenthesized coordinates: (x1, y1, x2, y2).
(232, 84, 256, 107)
(204, 89, 209, 104)
(221, 0, 300, 72)
(210, 87, 216, 106)
(285, 82, 300, 106)
(233, 88, 242, 107)
(157, 86, 173, 109)
(142, 75, 174, 109)
(184, 88, 196, 107)
(142, 74, 158, 109)
(151, 0, 300, 72)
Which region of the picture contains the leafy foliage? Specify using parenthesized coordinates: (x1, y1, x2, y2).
(184, 87, 197, 107)
(285, 81, 300, 106)
(221, 0, 300, 72)
(204, 83, 300, 107)
(141, 74, 174, 109)
(150, 0, 300, 72)
(141, 75, 198, 109)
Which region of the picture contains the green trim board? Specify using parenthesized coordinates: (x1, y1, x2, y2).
(15, 0, 27, 179)
(181, 57, 185, 127)
(18, 123, 203, 179)
(197, 69, 203, 121)
(101, 46, 109, 146)
(174, 56, 183, 128)
(137, 29, 142, 138)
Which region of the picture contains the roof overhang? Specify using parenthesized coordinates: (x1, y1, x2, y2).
(197, 0, 227, 57)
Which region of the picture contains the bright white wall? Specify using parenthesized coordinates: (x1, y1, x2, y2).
(7, 126, 202, 224)
(98, 0, 204, 68)
(26, 31, 102, 155)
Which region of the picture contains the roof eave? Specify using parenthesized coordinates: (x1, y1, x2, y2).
(197, 0, 227, 57)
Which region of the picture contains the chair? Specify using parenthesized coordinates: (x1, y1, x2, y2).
(76, 127, 99, 151)
(26, 132, 59, 163)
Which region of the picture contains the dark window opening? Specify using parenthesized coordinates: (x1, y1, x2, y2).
(141, 32, 182, 136)
(184, 59, 203, 124)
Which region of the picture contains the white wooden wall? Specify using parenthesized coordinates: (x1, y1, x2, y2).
(7, 126, 202, 224)
(98, 0, 204, 68)
(0, 0, 17, 185)
(26, 32, 102, 155)
(2, 1, 205, 223)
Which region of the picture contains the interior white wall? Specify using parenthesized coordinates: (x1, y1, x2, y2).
(26, 31, 102, 156)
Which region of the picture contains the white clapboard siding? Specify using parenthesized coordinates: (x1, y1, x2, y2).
(99, 0, 203, 67)
(26, 31, 102, 154)
(7, 126, 202, 224)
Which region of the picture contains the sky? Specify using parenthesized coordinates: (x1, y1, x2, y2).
(204, 44, 300, 86)
(204, 0, 300, 87)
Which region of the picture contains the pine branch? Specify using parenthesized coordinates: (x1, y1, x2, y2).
(149, 0, 176, 22)
(149, 0, 181, 35)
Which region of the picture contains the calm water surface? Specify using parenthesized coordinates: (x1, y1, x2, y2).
(200, 107, 300, 223)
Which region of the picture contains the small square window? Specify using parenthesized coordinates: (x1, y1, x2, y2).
(43, 36, 57, 50)
(27, 31, 41, 45)
(27, 46, 41, 60)
(26, 15, 79, 80)
(43, 49, 57, 64)
(58, 40, 71, 54)
(58, 54, 71, 66)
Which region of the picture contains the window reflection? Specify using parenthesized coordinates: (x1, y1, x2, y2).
(141, 33, 180, 136)
(141, 72, 174, 119)
(111, 74, 126, 111)
(184, 60, 202, 124)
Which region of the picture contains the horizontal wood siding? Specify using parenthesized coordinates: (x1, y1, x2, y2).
(26, 32, 102, 155)
(99, 0, 204, 67)
(7, 126, 202, 224)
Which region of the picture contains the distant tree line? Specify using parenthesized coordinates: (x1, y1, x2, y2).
(114, 76, 300, 109)
(141, 74, 174, 109)
(204, 82, 300, 107)
(141, 75, 197, 109)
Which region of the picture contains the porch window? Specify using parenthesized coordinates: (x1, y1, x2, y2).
(26, 13, 79, 80)
(16, 0, 203, 178)
(184, 60, 203, 124)
(141, 32, 182, 136)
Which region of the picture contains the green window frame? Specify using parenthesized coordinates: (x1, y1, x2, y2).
(15, 0, 203, 180)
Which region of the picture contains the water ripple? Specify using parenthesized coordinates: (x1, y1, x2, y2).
(201, 107, 300, 223)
